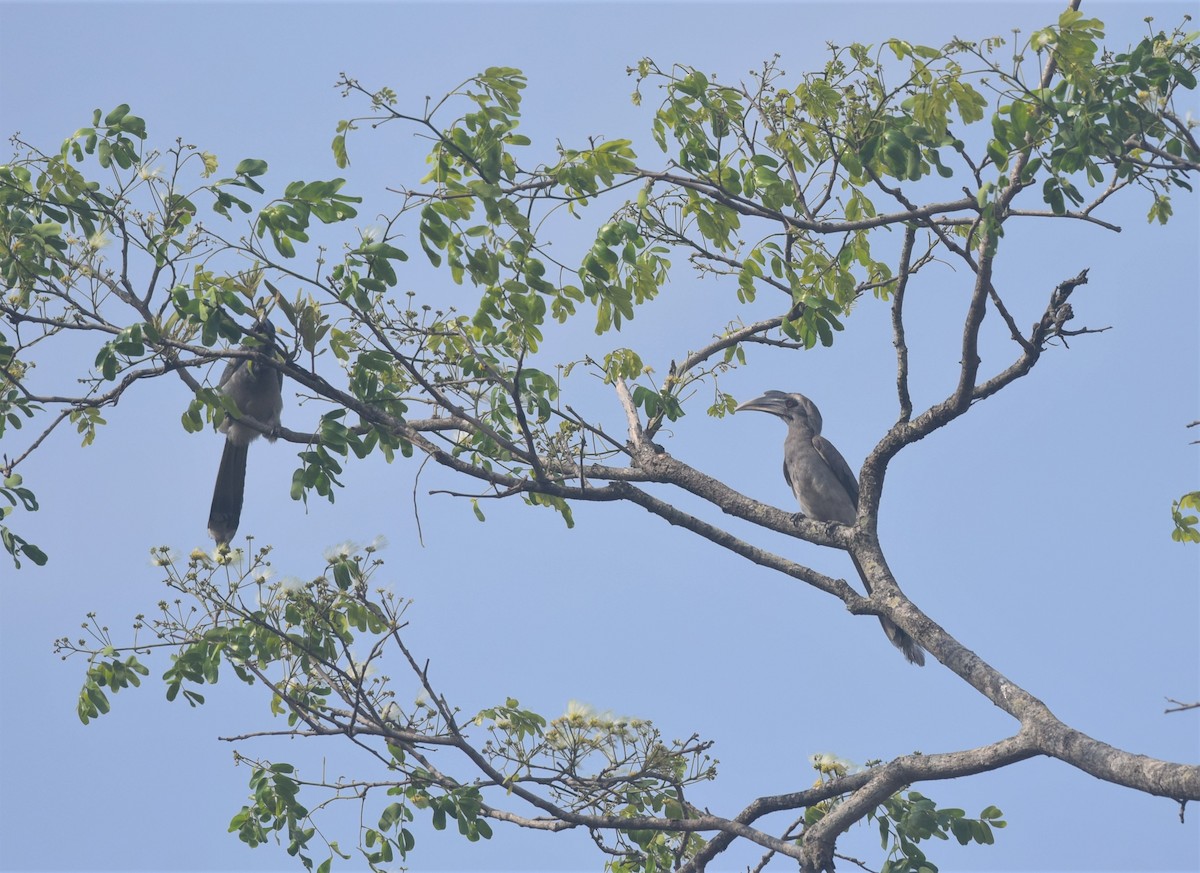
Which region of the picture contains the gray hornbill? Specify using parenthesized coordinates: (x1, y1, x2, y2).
(736, 390, 925, 665)
(207, 319, 283, 545)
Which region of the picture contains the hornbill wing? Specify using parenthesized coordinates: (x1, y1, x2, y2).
(812, 433, 860, 509)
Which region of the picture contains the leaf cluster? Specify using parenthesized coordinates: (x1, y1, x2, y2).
(56, 543, 727, 872)
(866, 790, 1006, 873)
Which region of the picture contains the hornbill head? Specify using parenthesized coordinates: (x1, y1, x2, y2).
(246, 318, 278, 346)
(735, 390, 823, 435)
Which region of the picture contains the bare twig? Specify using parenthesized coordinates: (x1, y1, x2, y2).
(892, 225, 916, 422)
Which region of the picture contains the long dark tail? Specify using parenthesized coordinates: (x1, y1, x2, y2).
(208, 439, 248, 545)
(850, 554, 926, 666)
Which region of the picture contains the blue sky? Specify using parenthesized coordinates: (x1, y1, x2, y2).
(0, 1, 1197, 872)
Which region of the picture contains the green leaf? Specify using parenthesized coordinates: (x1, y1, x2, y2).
(235, 158, 269, 177)
(18, 541, 47, 566)
(103, 104, 130, 126)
